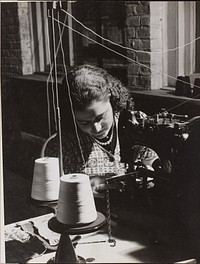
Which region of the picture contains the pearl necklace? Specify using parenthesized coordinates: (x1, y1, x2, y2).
(92, 125, 114, 146)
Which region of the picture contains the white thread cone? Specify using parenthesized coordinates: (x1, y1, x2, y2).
(56, 173, 97, 225)
(31, 157, 60, 201)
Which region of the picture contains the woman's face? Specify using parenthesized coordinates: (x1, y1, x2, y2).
(74, 100, 113, 139)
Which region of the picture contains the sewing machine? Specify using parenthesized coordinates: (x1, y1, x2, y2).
(107, 101, 200, 222)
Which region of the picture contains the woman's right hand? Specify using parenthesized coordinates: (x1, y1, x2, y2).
(90, 176, 122, 198)
(90, 176, 106, 198)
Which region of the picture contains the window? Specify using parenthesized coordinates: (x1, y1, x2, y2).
(72, 1, 127, 84)
(29, 2, 49, 72)
(28, 2, 127, 84)
(29, 2, 70, 73)
(28, 2, 199, 89)
(150, 1, 199, 89)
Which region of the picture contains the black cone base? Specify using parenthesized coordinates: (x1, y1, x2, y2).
(47, 212, 106, 263)
(47, 256, 86, 263)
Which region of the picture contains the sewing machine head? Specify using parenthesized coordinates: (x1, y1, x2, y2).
(118, 106, 190, 175)
(107, 102, 200, 214)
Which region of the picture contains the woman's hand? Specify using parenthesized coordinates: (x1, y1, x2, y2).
(134, 110, 147, 120)
(90, 176, 122, 198)
(90, 176, 105, 198)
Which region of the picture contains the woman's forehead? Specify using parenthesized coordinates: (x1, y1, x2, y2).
(74, 100, 111, 121)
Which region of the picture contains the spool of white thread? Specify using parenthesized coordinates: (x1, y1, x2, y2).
(56, 173, 97, 225)
(31, 157, 60, 201)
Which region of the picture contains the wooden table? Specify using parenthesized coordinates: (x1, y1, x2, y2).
(4, 212, 197, 263)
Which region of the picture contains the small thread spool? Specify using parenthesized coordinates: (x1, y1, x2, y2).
(175, 76, 191, 97)
(31, 157, 60, 201)
(56, 173, 97, 225)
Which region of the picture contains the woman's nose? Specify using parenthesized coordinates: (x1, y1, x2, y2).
(91, 121, 102, 133)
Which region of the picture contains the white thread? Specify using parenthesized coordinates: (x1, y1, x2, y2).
(45, 16, 54, 137)
(58, 9, 200, 103)
(51, 9, 64, 176)
(54, 17, 200, 91)
(44, 8, 200, 126)
(53, 17, 200, 113)
(40, 133, 57, 158)
(31, 157, 60, 201)
(57, 14, 86, 166)
(46, 11, 68, 136)
(57, 173, 97, 225)
(61, 8, 200, 55)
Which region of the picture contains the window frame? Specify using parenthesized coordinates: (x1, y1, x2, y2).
(150, 1, 199, 89)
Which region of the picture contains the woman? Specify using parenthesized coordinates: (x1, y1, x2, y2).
(47, 64, 156, 198)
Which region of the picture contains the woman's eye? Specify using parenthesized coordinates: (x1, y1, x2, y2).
(78, 114, 104, 126)
(95, 117, 102, 123)
(79, 122, 90, 126)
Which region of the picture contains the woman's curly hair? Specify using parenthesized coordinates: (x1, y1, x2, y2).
(67, 64, 129, 113)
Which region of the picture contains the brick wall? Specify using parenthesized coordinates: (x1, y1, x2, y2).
(125, 1, 151, 90)
(1, 3, 22, 173)
(1, 3, 22, 83)
(1, 2, 33, 87)
(1, 1, 151, 93)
